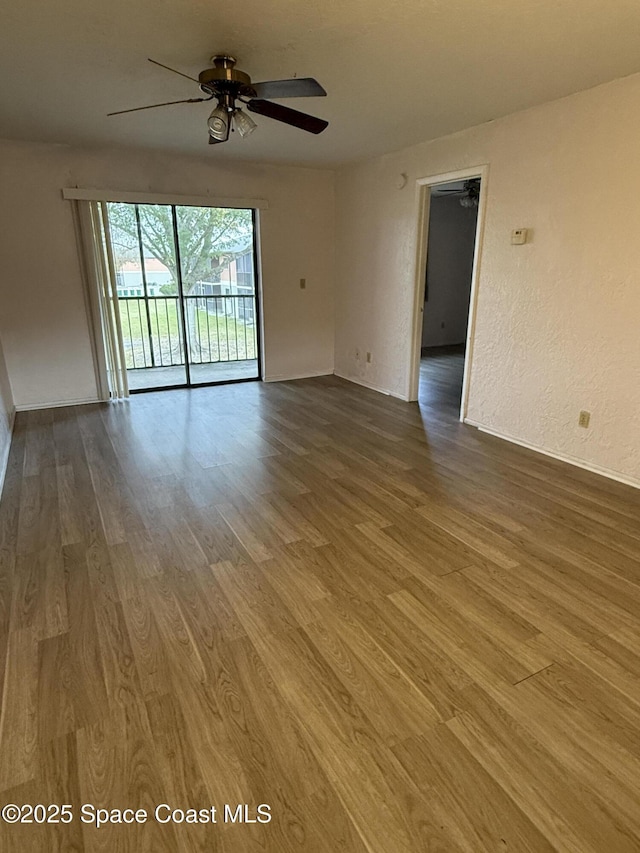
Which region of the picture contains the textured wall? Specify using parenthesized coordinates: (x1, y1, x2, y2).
(0, 140, 335, 408)
(0, 333, 14, 496)
(335, 72, 640, 485)
(422, 195, 478, 347)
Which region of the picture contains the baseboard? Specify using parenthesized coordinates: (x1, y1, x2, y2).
(465, 418, 640, 491)
(263, 369, 334, 383)
(0, 407, 16, 499)
(15, 396, 102, 412)
(333, 371, 410, 401)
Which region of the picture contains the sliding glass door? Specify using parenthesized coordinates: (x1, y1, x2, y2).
(106, 202, 260, 391)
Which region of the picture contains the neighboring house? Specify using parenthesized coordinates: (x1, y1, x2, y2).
(115, 257, 172, 297)
(117, 249, 256, 324)
(192, 248, 255, 324)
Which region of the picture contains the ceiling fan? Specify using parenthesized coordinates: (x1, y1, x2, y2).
(438, 178, 480, 207)
(108, 55, 329, 145)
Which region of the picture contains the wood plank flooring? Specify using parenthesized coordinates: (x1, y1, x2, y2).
(1, 351, 640, 851)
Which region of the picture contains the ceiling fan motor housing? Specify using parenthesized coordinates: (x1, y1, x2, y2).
(198, 55, 256, 101)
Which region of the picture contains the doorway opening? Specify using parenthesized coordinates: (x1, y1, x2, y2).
(421, 178, 479, 415)
(106, 202, 261, 392)
(408, 167, 486, 419)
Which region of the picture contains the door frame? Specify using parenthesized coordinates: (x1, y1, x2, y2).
(407, 164, 489, 421)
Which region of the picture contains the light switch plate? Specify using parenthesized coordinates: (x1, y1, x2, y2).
(511, 228, 528, 245)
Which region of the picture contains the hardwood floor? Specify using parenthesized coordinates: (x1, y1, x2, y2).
(419, 344, 465, 414)
(1, 354, 640, 851)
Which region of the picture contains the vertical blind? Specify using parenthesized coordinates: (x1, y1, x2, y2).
(75, 200, 129, 401)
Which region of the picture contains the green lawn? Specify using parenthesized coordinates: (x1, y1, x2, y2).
(117, 297, 257, 369)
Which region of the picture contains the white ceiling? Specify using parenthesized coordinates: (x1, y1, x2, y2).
(3, 0, 640, 166)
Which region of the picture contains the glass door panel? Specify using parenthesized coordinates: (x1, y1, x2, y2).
(175, 205, 259, 385)
(108, 202, 188, 390)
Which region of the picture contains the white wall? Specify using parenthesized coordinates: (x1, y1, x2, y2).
(0, 140, 335, 408)
(335, 72, 640, 485)
(422, 195, 478, 347)
(0, 333, 15, 496)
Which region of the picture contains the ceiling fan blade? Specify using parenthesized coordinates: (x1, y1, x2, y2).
(148, 58, 199, 83)
(108, 97, 209, 116)
(246, 99, 328, 134)
(252, 78, 327, 99)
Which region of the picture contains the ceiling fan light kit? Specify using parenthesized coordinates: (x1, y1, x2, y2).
(207, 103, 230, 141)
(233, 108, 257, 138)
(108, 54, 328, 147)
(438, 178, 481, 208)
